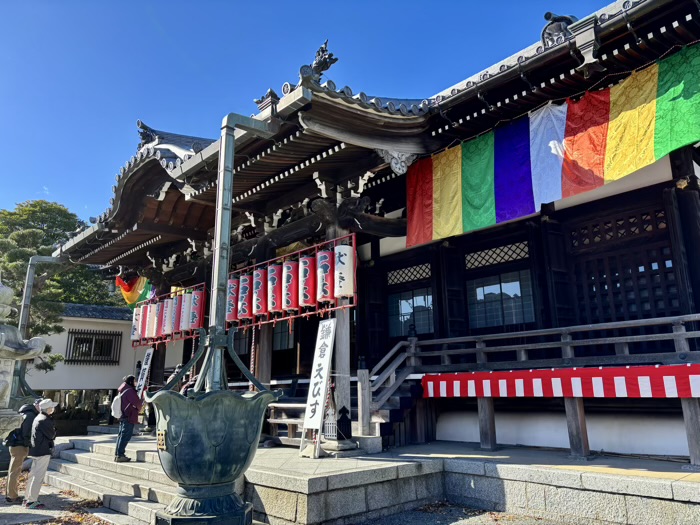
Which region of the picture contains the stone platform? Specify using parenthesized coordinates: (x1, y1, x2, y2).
(40, 432, 700, 525)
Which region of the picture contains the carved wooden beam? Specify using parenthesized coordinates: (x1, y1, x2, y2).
(230, 213, 325, 263)
(337, 197, 407, 237)
(133, 222, 209, 241)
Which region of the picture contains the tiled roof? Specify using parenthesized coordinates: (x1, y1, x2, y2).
(62, 303, 132, 321)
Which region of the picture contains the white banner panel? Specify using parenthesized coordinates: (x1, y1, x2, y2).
(136, 347, 154, 398)
(302, 318, 336, 430)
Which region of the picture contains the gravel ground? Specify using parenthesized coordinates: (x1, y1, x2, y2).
(359, 502, 562, 525)
(0, 473, 109, 525)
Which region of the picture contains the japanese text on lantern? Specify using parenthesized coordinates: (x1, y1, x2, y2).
(303, 318, 337, 430)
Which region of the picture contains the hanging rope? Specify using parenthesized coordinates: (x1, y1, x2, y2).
(248, 326, 256, 391)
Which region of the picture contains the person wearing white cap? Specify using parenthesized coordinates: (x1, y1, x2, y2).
(4, 398, 41, 504)
(23, 398, 58, 509)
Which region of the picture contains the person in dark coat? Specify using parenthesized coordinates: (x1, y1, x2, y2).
(5, 398, 41, 503)
(24, 398, 58, 509)
(114, 375, 143, 462)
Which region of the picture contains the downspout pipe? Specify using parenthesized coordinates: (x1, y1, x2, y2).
(11, 255, 64, 399)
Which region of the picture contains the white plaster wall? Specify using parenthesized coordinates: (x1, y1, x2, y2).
(26, 317, 185, 391)
(380, 236, 408, 257)
(437, 410, 689, 457)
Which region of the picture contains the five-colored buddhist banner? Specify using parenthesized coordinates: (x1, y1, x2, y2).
(407, 43, 700, 247)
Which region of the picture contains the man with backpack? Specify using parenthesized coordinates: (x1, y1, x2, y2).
(4, 398, 41, 504)
(113, 375, 142, 462)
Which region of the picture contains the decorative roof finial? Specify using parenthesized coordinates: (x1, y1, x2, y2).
(311, 39, 338, 82)
(541, 12, 578, 48)
(136, 120, 157, 150)
(254, 88, 280, 113)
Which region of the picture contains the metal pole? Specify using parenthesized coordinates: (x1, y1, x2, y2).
(12, 255, 62, 398)
(202, 114, 276, 392)
(205, 121, 236, 392)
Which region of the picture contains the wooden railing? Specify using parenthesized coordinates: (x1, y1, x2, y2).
(357, 314, 700, 445)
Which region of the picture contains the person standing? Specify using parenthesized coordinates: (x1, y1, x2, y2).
(23, 398, 58, 509)
(5, 398, 41, 504)
(115, 375, 142, 462)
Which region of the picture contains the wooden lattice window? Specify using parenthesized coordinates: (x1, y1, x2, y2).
(572, 244, 679, 324)
(465, 242, 529, 270)
(387, 263, 431, 285)
(564, 203, 683, 357)
(65, 329, 122, 365)
(570, 209, 667, 251)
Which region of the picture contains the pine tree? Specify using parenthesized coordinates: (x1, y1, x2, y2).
(0, 201, 121, 371)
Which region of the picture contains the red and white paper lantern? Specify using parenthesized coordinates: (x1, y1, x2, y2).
(282, 261, 299, 311)
(190, 289, 206, 329)
(172, 294, 182, 333)
(237, 274, 253, 319)
(267, 264, 283, 313)
(334, 245, 355, 298)
(226, 278, 239, 322)
(155, 301, 164, 337)
(179, 293, 192, 331)
(146, 303, 158, 338)
(130, 307, 141, 341)
(161, 298, 174, 335)
(299, 256, 316, 307)
(253, 269, 268, 316)
(139, 304, 148, 339)
(316, 250, 334, 302)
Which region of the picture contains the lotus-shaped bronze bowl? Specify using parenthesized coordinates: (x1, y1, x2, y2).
(150, 388, 279, 518)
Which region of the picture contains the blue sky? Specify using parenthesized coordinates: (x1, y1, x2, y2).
(0, 0, 610, 221)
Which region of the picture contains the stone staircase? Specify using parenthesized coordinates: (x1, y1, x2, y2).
(47, 433, 179, 525)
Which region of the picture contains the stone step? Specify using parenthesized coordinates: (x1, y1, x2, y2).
(59, 448, 175, 486)
(87, 424, 147, 435)
(88, 507, 149, 525)
(71, 436, 161, 464)
(49, 458, 180, 506)
(44, 469, 165, 524)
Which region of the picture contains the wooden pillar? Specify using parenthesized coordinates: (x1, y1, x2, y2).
(256, 325, 273, 388)
(476, 348, 496, 450)
(334, 301, 353, 440)
(681, 398, 700, 467)
(664, 188, 695, 315)
(677, 188, 700, 314)
(477, 398, 497, 451)
(565, 398, 590, 458)
(150, 342, 166, 388)
(327, 217, 353, 443)
(561, 334, 590, 457)
(253, 239, 275, 389)
(357, 369, 371, 436)
(673, 322, 700, 465)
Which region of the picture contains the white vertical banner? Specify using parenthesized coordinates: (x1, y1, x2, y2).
(136, 347, 154, 398)
(302, 319, 336, 430)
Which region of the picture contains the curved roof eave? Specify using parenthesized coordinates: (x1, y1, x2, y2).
(432, 0, 679, 109)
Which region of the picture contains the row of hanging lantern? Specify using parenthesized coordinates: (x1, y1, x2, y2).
(226, 243, 355, 323)
(131, 285, 206, 343)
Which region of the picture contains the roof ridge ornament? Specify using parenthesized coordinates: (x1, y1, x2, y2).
(254, 88, 280, 113)
(300, 39, 338, 84)
(541, 12, 578, 48)
(137, 119, 158, 150)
